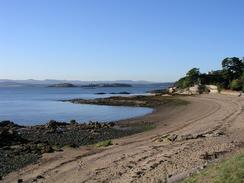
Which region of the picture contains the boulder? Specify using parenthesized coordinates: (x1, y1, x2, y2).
(168, 87, 176, 94)
(189, 85, 200, 95)
(0, 120, 22, 128)
(206, 85, 218, 93)
(45, 120, 68, 132)
(70, 120, 78, 125)
(0, 128, 28, 147)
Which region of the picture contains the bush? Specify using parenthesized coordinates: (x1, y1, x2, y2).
(230, 79, 242, 91)
(198, 85, 209, 94)
(217, 84, 225, 93)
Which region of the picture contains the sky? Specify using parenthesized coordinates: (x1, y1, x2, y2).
(0, 0, 243, 82)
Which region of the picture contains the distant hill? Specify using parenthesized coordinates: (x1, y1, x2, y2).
(48, 83, 78, 88)
(0, 81, 42, 87)
(0, 79, 167, 87)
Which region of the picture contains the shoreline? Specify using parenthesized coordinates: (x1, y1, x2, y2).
(0, 95, 187, 179)
(2, 94, 243, 183)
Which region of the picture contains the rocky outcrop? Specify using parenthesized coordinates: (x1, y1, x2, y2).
(0, 129, 28, 147)
(0, 120, 22, 129)
(65, 95, 188, 107)
(220, 90, 242, 96)
(205, 85, 218, 93)
(0, 121, 27, 147)
(173, 85, 200, 95)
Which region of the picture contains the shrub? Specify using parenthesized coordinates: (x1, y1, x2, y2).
(217, 84, 224, 93)
(230, 79, 242, 91)
(198, 85, 209, 94)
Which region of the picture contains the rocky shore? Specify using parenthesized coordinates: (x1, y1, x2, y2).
(65, 95, 188, 108)
(0, 120, 151, 178)
(0, 95, 188, 180)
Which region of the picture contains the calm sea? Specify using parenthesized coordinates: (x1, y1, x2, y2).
(0, 84, 170, 125)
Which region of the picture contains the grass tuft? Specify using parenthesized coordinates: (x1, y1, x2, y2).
(95, 140, 113, 148)
(142, 124, 156, 131)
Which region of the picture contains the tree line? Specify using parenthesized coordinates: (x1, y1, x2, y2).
(175, 57, 244, 92)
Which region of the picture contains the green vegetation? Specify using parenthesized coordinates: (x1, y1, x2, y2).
(183, 153, 244, 183)
(176, 57, 244, 91)
(95, 140, 113, 147)
(142, 124, 156, 131)
(230, 79, 242, 91)
(176, 68, 200, 89)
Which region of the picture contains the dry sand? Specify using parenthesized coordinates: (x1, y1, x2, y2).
(2, 94, 244, 183)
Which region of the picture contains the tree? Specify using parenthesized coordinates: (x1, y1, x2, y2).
(222, 57, 244, 80)
(186, 68, 200, 85)
(175, 68, 200, 89)
(175, 77, 191, 89)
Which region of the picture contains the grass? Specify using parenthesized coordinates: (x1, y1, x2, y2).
(95, 140, 113, 148)
(142, 124, 156, 131)
(182, 153, 244, 183)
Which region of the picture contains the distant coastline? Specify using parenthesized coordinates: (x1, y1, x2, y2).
(81, 83, 132, 88)
(47, 83, 132, 88)
(48, 83, 77, 88)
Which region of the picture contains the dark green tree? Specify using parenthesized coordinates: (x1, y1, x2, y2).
(222, 57, 244, 80)
(175, 68, 200, 89)
(186, 68, 200, 85)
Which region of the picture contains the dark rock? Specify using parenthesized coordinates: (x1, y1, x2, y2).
(41, 145, 54, 154)
(108, 122, 115, 127)
(168, 134, 178, 142)
(180, 134, 194, 141)
(0, 120, 22, 128)
(31, 178, 37, 182)
(199, 151, 227, 160)
(87, 122, 102, 129)
(95, 92, 107, 95)
(110, 92, 131, 95)
(179, 133, 205, 141)
(0, 128, 28, 147)
(69, 143, 79, 148)
(200, 152, 218, 160)
(36, 175, 44, 179)
(212, 130, 225, 137)
(17, 179, 23, 183)
(45, 120, 68, 133)
(70, 120, 78, 125)
(154, 134, 178, 143)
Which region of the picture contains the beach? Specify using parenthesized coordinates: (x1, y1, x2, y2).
(0, 95, 185, 179)
(1, 94, 244, 182)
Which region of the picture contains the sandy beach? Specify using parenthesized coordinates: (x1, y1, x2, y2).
(1, 94, 243, 183)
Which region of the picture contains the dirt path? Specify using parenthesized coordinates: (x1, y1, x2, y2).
(2, 94, 244, 183)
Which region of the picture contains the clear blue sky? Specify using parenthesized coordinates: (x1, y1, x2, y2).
(0, 0, 243, 82)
